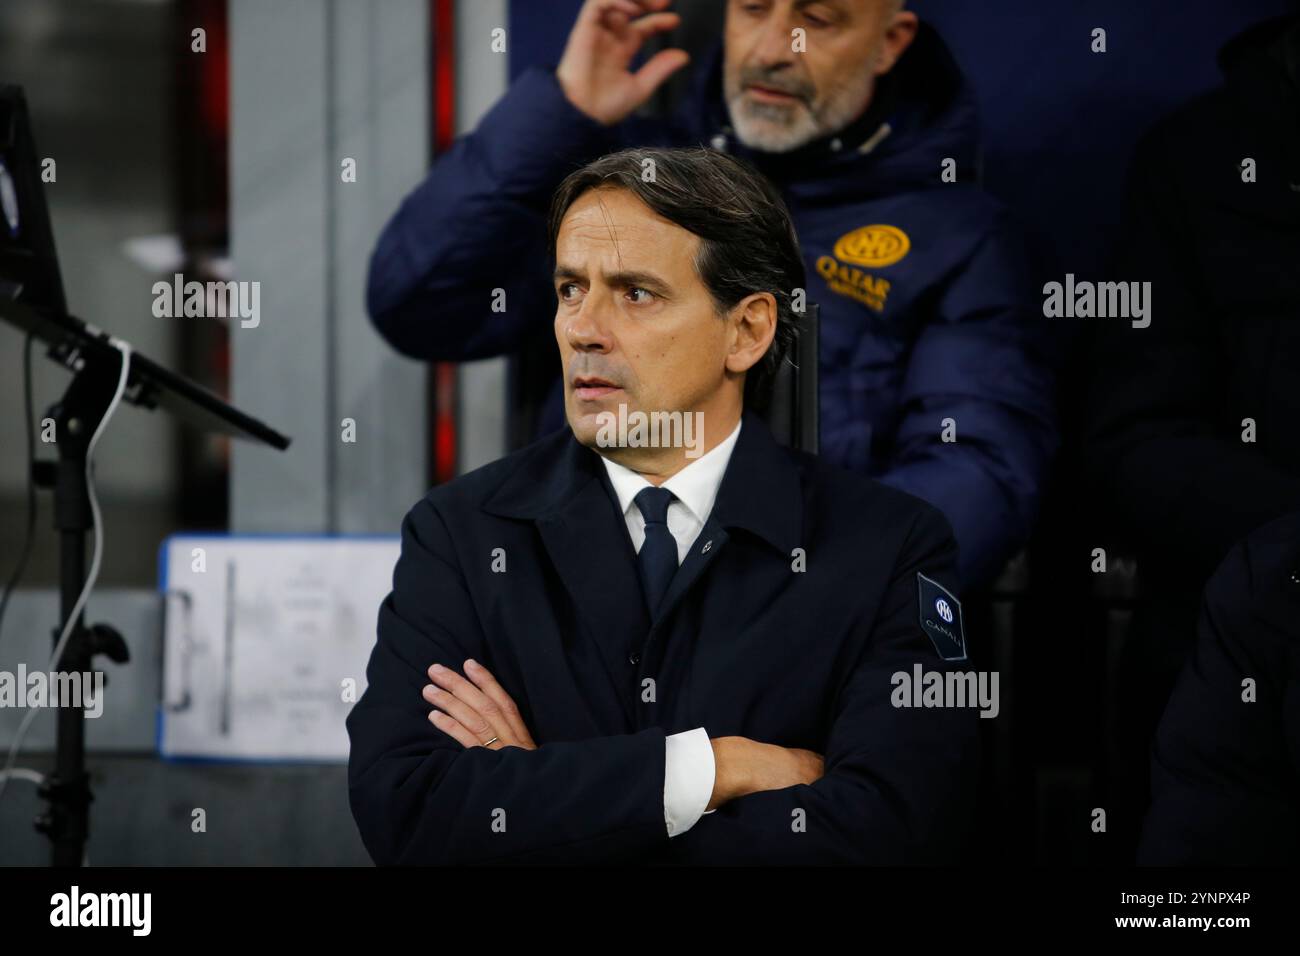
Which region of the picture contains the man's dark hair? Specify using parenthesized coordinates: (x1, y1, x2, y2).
(546, 146, 807, 410)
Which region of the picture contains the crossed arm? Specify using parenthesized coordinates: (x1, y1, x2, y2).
(421, 657, 822, 819)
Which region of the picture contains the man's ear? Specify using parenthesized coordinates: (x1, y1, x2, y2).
(875, 11, 918, 77)
(725, 292, 778, 377)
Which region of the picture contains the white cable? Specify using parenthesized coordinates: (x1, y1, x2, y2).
(0, 338, 132, 806)
(0, 768, 45, 786)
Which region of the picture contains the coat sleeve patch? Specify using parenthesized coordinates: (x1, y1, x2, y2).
(916, 571, 967, 662)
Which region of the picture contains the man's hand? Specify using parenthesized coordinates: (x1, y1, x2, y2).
(707, 736, 825, 810)
(556, 0, 691, 126)
(423, 659, 537, 751)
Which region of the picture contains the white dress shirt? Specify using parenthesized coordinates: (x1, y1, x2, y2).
(598, 417, 742, 838)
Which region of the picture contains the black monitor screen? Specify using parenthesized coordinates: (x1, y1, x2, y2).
(0, 84, 67, 315)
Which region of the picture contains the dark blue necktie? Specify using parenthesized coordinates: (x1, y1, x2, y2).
(634, 486, 679, 616)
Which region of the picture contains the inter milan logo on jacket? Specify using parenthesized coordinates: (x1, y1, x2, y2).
(814, 224, 910, 313)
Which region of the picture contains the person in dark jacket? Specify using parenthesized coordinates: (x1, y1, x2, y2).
(365, 0, 1058, 590)
(346, 147, 982, 866)
(1084, 14, 1300, 857)
(1139, 510, 1300, 866)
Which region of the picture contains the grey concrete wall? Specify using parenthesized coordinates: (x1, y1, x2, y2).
(0, 590, 161, 753)
(230, 0, 430, 533)
(453, 0, 510, 474)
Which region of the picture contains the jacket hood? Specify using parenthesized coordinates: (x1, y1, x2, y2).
(673, 21, 982, 202)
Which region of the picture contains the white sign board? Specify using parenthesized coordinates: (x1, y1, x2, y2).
(158, 535, 399, 761)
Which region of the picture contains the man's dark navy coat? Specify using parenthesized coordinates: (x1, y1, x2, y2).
(346, 412, 981, 865)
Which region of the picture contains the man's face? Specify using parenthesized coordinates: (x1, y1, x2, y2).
(553, 187, 746, 469)
(723, 0, 915, 153)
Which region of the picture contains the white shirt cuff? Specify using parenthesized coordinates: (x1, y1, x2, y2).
(663, 727, 715, 837)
